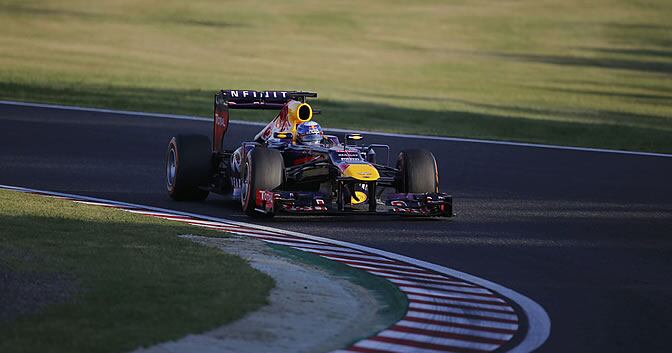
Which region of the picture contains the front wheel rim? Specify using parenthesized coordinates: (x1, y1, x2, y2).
(241, 162, 251, 206)
(167, 147, 177, 189)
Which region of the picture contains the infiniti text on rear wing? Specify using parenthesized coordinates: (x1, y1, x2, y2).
(219, 90, 317, 109)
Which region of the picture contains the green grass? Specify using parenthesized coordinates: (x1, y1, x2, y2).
(0, 190, 274, 353)
(1, 0, 671, 152)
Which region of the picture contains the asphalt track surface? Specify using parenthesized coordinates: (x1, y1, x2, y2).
(1, 103, 671, 352)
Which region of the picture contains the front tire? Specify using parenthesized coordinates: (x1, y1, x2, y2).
(396, 149, 439, 193)
(166, 135, 212, 201)
(241, 148, 284, 217)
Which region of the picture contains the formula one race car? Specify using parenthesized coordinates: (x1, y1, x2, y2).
(165, 90, 453, 218)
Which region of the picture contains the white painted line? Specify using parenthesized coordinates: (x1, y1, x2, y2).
(180, 222, 249, 231)
(344, 264, 450, 280)
(405, 311, 519, 331)
(124, 210, 184, 217)
(366, 271, 476, 287)
(73, 200, 131, 208)
(388, 278, 492, 295)
(155, 215, 196, 222)
(321, 255, 428, 271)
(290, 244, 369, 256)
(1, 99, 669, 158)
(0, 184, 550, 353)
(241, 233, 325, 244)
(408, 302, 518, 321)
(187, 221, 308, 238)
(0, 100, 211, 122)
(396, 320, 514, 340)
(399, 287, 505, 303)
(407, 294, 514, 312)
(74, 200, 126, 207)
(297, 248, 397, 263)
(170, 220, 336, 244)
(263, 240, 367, 254)
(184, 220, 246, 228)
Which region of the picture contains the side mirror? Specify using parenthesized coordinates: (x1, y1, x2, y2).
(344, 133, 364, 145)
(273, 132, 293, 140)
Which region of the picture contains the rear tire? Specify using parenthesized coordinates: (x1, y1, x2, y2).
(166, 135, 212, 201)
(396, 149, 439, 193)
(241, 148, 284, 217)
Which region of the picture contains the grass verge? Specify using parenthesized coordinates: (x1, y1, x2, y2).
(0, 189, 274, 353)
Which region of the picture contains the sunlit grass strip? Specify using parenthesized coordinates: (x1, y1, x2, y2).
(0, 0, 670, 152)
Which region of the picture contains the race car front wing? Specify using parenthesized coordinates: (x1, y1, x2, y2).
(255, 190, 454, 217)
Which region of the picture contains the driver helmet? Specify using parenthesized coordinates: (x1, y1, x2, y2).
(296, 121, 323, 145)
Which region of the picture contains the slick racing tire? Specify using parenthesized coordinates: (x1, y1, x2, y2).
(166, 134, 212, 201)
(396, 149, 439, 193)
(241, 148, 284, 217)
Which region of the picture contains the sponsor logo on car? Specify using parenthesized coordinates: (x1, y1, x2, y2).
(215, 116, 227, 127)
(227, 90, 290, 99)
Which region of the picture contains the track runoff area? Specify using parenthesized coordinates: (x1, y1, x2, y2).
(2, 184, 550, 353)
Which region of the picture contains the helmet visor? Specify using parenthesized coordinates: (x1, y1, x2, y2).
(300, 133, 322, 143)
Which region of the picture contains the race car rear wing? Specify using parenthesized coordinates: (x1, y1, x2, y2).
(213, 90, 318, 152)
(218, 90, 317, 109)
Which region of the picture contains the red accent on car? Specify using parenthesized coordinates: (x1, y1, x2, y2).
(292, 155, 319, 165)
(213, 103, 230, 153)
(256, 190, 264, 208)
(338, 163, 350, 172)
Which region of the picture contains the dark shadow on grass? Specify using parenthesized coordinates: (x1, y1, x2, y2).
(0, 268, 78, 323)
(0, 4, 102, 18)
(0, 212, 271, 353)
(316, 99, 672, 152)
(400, 97, 671, 130)
(1, 81, 671, 153)
(176, 19, 247, 29)
(0, 81, 216, 117)
(604, 22, 672, 50)
(494, 52, 672, 75)
(494, 20, 672, 76)
(342, 89, 672, 128)
(0, 4, 246, 31)
(347, 90, 450, 103)
(526, 86, 672, 104)
(580, 47, 672, 60)
(605, 23, 672, 31)
(553, 79, 672, 95)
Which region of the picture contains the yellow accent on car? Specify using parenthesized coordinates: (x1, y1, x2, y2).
(287, 100, 313, 124)
(351, 190, 368, 205)
(287, 100, 313, 142)
(342, 164, 380, 181)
